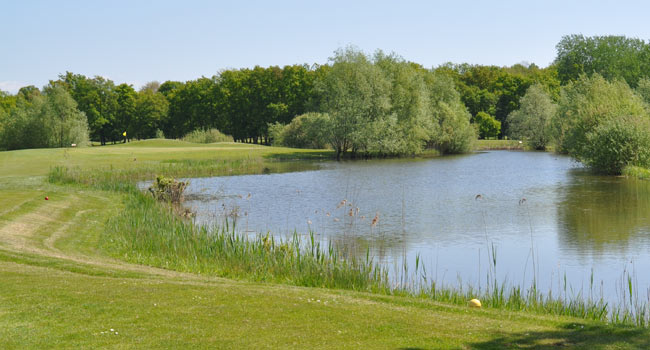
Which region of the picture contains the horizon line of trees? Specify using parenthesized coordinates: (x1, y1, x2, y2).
(1, 34, 650, 170)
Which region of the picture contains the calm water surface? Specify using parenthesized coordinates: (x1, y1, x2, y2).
(182, 151, 650, 304)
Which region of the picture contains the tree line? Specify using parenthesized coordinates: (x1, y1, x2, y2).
(1, 35, 650, 171)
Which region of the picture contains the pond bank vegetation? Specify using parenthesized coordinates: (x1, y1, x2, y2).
(47, 158, 650, 327)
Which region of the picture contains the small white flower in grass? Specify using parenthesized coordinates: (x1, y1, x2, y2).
(110, 329, 114, 332)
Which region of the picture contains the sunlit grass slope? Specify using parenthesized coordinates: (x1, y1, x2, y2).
(0, 139, 332, 178)
(0, 140, 648, 349)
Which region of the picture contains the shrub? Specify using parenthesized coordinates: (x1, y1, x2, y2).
(181, 128, 233, 143)
(148, 175, 188, 203)
(269, 112, 330, 149)
(474, 111, 501, 139)
(551, 74, 650, 173)
(582, 115, 650, 174)
(552, 74, 646, 155)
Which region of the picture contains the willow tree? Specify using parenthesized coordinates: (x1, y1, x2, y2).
(0, 85, 88, 150)
(373, 52, 432, 155)
(507, 84, 556, 150)
(423, 72, 477, 154)
(42, 85, 89, 148)
(315, 47, 391, 159)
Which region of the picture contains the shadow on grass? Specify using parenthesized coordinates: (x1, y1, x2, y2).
(468, 322, 650, 349)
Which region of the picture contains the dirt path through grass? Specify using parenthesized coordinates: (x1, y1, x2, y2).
(0, 191, 219, 281)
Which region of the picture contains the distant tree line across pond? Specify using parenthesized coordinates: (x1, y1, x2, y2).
(1, 35, 650, 170)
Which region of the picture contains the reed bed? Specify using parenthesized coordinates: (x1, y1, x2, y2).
(103, 192, 389, 291)
(394, 253, 648, 327)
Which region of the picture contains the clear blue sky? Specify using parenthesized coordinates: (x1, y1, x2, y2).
(2, 0, 650, 93)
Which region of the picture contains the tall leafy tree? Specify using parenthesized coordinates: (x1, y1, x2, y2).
(423, 71, 477, 154)
(114, 83, 137, 141)
(17, 85, 41, 101)
(315, 47, 391, 159)
(42, 84, 89, 148)
(57, 72, 118, 144)
(0, 90, 17, 114)
(552, 74, 647, 158)
(555, 35, 650, 87)
(158, 80, 184, 138)
(134, 89, 169, 139)
(374, 51, 431, 154)
(507, 84, 556, 149)
(1, 85, 88, 150)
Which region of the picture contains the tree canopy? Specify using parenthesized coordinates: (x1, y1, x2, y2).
(555, 35, 650, 87)
(3, 35, 650, 173)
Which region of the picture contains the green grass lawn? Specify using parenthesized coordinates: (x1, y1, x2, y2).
(475, 139, 526, 150)
(1, 140, 648, 349)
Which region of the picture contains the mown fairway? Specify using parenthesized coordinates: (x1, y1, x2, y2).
(1, 140, 648, 349)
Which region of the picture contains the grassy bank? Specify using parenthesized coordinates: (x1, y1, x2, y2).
(46, 141, 650, 326)
(624, 165, 650, 180)
(1, 140, 649, 348)
(475, 139, 526, 150)
(93, 187, 645, 326)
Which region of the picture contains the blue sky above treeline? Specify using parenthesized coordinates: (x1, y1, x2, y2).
(2, 0, 650, 93)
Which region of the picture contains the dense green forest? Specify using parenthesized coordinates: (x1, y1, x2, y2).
(1, 35, 650, 171)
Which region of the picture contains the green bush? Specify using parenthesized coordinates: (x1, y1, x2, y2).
(269, 112, 330, 149)
(148, 175, 188, 203)
(181, 128, 233, 143)
(474, 111, 501, 139)
(551, 74, 650, 173)
(582, 115, 650, 174)
(552, 74, 646, 155)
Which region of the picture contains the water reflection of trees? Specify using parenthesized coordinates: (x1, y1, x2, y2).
(557, 172, 650, 254)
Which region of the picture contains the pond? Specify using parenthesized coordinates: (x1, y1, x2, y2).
(181, 151, 650, 306)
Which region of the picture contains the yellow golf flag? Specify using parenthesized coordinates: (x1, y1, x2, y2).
(123, 131, 127, 137)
